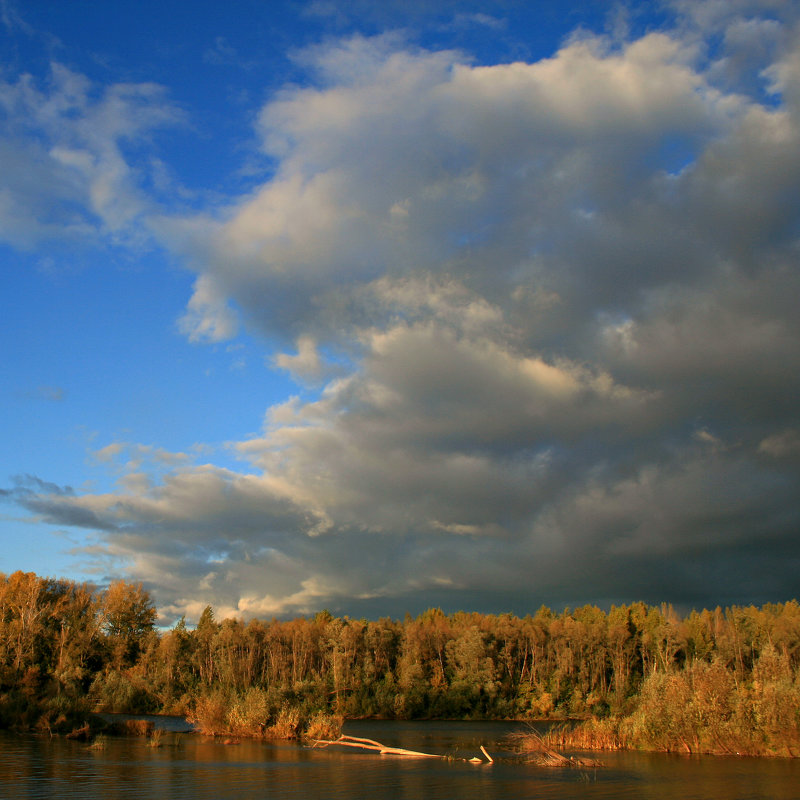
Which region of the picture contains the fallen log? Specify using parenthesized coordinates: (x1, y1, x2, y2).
(312, 734, 496, 763)
(312, 734, 442, 758)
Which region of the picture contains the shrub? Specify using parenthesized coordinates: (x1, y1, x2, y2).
(188, 690, 231, 736)
(266, 704, 302, 739)
(227, 687, 271, 737)
(303, 711, 343, 741)
(90, 670, 154, 714)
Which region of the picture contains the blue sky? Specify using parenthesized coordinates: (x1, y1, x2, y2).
(2, 0, 799, 622)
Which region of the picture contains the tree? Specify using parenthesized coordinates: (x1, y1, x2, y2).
(100, 580, 157, 667)
(193, 605, 218, 686)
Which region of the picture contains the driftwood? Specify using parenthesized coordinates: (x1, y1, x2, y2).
(312, 734, 494, 763)
(312, 734, 442, 758)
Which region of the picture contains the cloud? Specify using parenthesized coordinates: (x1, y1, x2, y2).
(21, 385, 66, 402)
(178, 274, 239, 343)
(203, 36, 239, 67)
(759, 429, 800, 460)
(449, 12, 506, 32)
(0, 63, 181, 249)
(0, 0, 33, 35)
(274, 335, 331, 383)
(176, 27, 754, 349)
(8, 4, 800, 620)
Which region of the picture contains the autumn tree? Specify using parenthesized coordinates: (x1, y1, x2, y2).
(100, 580, 157, 668)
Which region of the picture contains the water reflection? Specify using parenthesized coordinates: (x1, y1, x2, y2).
(2, 721, 799, 800)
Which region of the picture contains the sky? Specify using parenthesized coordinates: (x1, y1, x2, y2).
(1, 0, 799, 624)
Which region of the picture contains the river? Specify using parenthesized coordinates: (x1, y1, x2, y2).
(2, 719, 799, 799)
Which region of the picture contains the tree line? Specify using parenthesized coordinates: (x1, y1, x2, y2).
(1, 570, 799, 753)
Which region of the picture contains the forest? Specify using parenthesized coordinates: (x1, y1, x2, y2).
(1, 570, 799, 755)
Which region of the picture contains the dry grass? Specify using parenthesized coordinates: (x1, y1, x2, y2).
(88, 733, 108, 750)
(543, 719, 627, 751)
(507, 726, 604, 768)
(147, 728, 164, 747)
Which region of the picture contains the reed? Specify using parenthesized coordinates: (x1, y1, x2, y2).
(507, 726, 603, 767)
(88, 733, 108, 750)
(543, 718, 627, 751)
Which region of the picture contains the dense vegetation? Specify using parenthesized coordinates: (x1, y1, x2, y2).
(2, 570, 799, 754)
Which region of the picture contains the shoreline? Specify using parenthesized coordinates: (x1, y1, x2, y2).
(18, 711, 798, 759)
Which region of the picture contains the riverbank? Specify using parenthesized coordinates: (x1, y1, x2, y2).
(10, 700, 800, 765)
(2, 572, 800, 757)
(536, 714, 800, 759)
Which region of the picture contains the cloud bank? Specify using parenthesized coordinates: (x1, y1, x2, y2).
(6, 2, 800, 620)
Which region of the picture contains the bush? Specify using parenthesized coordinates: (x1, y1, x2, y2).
(90, 669, 154, 714)
(188, 690, 232, 736)
(227, 687, 271, 737)
(266, 704, 302, 739)
(303, 711, 343, 741)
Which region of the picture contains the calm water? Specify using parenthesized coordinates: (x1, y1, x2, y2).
(2, 719, 799, 799)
